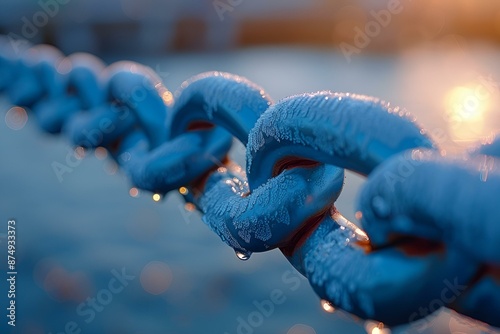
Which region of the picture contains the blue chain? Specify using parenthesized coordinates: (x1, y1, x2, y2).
(1, 38, 499, 329)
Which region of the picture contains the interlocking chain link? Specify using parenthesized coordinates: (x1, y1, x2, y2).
(1, 37, 499, 329)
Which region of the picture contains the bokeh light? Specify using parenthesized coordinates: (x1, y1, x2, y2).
(444, 85, 492, 144)
(140, 261, 173, 295)
(5, 106, 28, 130)
(129, 187, 139, 198)
(320, 299, 336, 313)
(94, 147, 108, 160)
(287, 324, 317, 334)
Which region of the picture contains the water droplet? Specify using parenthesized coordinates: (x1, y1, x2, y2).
(364, 321, 391, 334)
(235, 249, 251, 261)
(184, 203, 196, 212)
(179, 187, 189, 195)
(152, 193, 161, 202)
(161, 91, 173, 106)
(371, 196, 391, 219)
(320, 299, 335, 313)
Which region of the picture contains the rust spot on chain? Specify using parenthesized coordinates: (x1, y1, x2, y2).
(272, 156, 320, 177)
(189, 155, 230, 198)
(355, 239, 373, 253)
(386, 234, 445, 256)
(108, 135, 124, 154)
(187, 121, 214, 131)
(280, 210, 327, 257)
(483, 265, 500, 282)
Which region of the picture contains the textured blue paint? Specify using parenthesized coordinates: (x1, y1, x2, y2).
(357, 149, 500, 326)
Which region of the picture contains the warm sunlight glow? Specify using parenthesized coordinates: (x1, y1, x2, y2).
(444, 85, 491, 143)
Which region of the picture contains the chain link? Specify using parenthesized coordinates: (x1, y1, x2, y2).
(1, 38, 499, 329)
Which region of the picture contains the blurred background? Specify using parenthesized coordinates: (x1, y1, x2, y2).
(1, 0, 500, 333)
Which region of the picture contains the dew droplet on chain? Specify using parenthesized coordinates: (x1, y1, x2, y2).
(178, 187, 188, 195)
(235, 249, 251, 261)
(152, 193, 161, 202)
(184, 203, 196, 212)
(320, 299, 335, 313)
(364, 321, 391, 334)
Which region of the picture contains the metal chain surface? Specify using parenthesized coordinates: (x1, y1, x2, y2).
(1, 36, 499, 329)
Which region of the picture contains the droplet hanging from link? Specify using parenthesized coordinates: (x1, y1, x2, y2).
(364, 321, 391, 334)
(152, 193, 161, 202)
(320, 299, 335, 313)
(234, 249, 252, 261)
